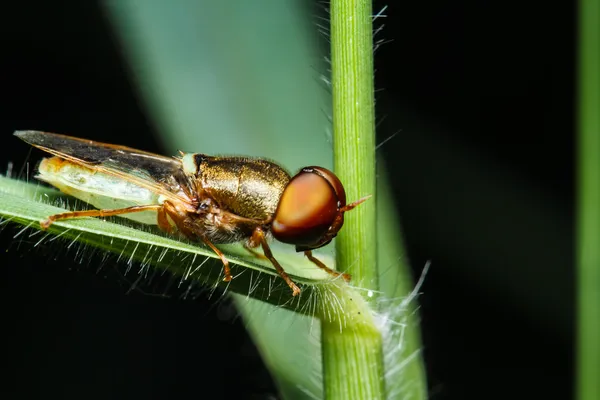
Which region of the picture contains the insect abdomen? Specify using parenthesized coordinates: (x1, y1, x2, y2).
(37, 157, 161, 225)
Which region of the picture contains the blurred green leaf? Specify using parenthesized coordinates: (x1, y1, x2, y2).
(104, 2, 335, 398)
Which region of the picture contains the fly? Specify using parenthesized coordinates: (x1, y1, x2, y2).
(14, 130, 370, 296)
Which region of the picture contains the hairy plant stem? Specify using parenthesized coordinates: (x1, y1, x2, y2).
(323, 0, 384, 399)
(331, 0, 377, 292)
(322, 322, 384, 399)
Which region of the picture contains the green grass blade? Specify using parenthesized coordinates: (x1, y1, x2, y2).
(377, 166, 428, 399)
(577, 0, 600, 398)
(0, 174, 348, 308)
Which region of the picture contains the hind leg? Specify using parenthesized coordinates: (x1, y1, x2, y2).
(40, 205, 162, 229)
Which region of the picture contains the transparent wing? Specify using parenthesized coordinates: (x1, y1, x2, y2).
(15, 130, 192, 206)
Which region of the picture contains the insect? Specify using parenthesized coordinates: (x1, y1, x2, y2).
(15, 130, 370, 296)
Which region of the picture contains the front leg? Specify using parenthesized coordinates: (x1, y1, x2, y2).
(249, 227, 301, 296)
(304, 250, 351, 282)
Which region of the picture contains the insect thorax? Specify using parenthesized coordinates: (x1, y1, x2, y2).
(191, 154, 291, 220)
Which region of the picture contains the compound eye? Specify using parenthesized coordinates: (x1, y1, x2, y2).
(309, 166, 347, 208)
(272, 168, 341, 247)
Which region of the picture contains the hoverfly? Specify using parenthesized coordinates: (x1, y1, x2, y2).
(14, 131, 370, 296)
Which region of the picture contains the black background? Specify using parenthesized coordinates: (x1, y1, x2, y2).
(0, 1, 572, 399)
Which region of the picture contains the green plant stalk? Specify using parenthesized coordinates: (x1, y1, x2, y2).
(331, 0, 377, 291)
(324, 0, 384, 399)
(577, 0, 600, 399)
(322, 322, 384, 399)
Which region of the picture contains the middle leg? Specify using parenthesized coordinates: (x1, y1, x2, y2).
(163, 200, 232, 282)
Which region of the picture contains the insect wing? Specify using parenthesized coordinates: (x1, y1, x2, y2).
(14, 130, 192, 207)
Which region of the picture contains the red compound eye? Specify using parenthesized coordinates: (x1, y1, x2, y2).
(272, 167, 347, 251)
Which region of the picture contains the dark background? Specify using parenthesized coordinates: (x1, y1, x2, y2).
(0, 1, 573, 399)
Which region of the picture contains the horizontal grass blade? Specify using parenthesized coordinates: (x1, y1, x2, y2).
(0, 174, 355, 310)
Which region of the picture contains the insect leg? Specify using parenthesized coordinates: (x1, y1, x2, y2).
(243, 234, 267, 260)
(251, 228, 301, 296)
(40, 205, 162, 229)
(230, 212, 270, 260)
(200, 236, 232, 282)
(162, 200, 195, 238)
(162, 200, 232, 282)
(243, 243, 268, 260)
(304, 250, 351, 282)
(156, 206, 174, 233)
